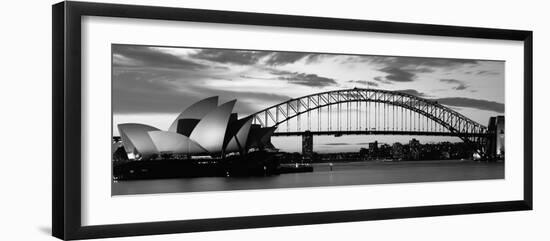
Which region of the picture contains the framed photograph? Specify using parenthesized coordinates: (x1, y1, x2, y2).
(52, 1, 533, 240)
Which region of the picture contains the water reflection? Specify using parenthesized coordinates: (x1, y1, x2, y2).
(112, 160, 504, 196)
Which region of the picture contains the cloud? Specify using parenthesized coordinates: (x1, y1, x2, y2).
(440, 78, 469, 90)
(378, 67, 416, 82)
(392, 89, 502, 112)
(433, 97, 504, 113)
(192, 49, 324, 66)
(271, 70, 337, 87)
(374, 76, 393, 84)
(454, 85, 468, 90)
(404, 57, 478, 67)
(365, 56, 478, 68)
(348, 80, 379, 87)
(476, 70, 500, 75)
(349, 56, 480, 83)
(384, 88, 503, 112)
(439, 78, 462, 84)
(376, 66, 438, 83)
(323, 143, 352, 146)
(265, 52, 315, 65)
(112, 45, 206, 69)
(191, 49, 271, 65)
(395, 89, 428, 97)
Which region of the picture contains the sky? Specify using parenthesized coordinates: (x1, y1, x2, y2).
(112, 44, 504, 153)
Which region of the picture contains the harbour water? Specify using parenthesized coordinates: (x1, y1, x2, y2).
(112, 159, 504, 195)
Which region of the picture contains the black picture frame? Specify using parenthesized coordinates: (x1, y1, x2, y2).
(52, 1, 533, 240)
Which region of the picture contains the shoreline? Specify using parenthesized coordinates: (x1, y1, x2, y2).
(312, 159, 503, 166)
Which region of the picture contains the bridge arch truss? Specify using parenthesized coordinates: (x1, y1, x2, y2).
(249, 88, 488, 147)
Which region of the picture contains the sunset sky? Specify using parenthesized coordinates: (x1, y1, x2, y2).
(112, 44, 504, 152)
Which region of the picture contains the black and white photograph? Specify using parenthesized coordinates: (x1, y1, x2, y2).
(111, 44, 505, 195)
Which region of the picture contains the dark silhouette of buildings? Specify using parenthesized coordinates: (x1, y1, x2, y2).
(391, 142, 404, 160)
(274, 138, 477, 163)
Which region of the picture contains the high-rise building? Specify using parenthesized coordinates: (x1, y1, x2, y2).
(409, 138, 420, 160)
(487, 116, 505, 159)
(368, 141, 379, 159)
(302, 131, 313, 158)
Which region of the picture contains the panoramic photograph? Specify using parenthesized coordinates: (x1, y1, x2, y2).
(111, 44, 505, 195)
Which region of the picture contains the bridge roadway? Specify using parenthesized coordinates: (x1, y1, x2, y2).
(272, 130, 490, 137)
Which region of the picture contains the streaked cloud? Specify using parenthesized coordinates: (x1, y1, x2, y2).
(391, 88, 502, 112)
(434, 97, 504, 113)
(271, 70, 337, 87)
(265, 52, 315, 65)
(440, 78, 469, 90)
(363, 56, 478, 68)
(348, 80, 379, 87)
(348, 56, 479, 83)
(476, 70, 500, 75)
(373, 76, 393, 84)
(323, 143, 352, 146)
(191, 49, 271, 65)
(395, 89, 429, 97)
(112, 45, 206, 69)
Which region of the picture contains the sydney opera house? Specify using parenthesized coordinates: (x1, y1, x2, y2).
(116, 97, 276, 161)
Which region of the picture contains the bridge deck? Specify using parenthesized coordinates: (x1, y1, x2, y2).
(272, 130, 489, 137)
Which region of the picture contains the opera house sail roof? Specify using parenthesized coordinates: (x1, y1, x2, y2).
(189, 100, 236, 154)
(167, 96, 218, 132)
(116, 97, 275, 161)
(118, 123, 160, 160)
(148, 131, 207, 155)
(224, 117, 253, 153)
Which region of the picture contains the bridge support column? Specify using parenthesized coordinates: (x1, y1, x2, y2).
(302, 131, 313, 161)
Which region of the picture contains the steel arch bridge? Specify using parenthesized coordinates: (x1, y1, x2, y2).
(249, 88, 489, 149)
